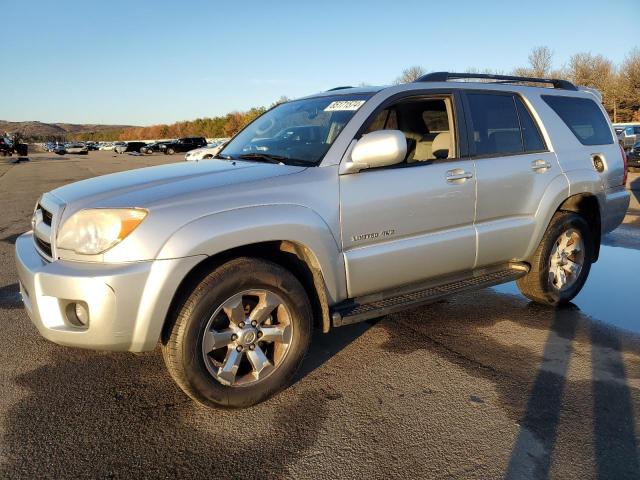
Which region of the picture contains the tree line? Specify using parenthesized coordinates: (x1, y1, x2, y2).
(395, 46, 640, 123)
(70, 47, 639, 142)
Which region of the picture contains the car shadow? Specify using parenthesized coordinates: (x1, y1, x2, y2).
(0, 283, 21, 310)
(375, 290, 640, 480)
(0, 346, 330, 478)
(3, 288, 639, 477)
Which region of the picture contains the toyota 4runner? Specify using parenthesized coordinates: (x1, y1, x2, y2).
(15, 73, 630, 408)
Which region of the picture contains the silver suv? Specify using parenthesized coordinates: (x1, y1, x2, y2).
(15, 72, 630, 408)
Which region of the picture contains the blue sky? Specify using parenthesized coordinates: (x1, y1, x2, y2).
(1, 0, 637, 125)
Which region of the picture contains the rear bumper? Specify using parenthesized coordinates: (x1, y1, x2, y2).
(602, 186, 630, 234)
(15, 232, 204, 352)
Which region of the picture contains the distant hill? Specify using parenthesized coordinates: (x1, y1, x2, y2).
(0, 120, 137, 139)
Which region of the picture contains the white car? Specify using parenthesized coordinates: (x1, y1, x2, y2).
(98, 142, 116, 151)
(64, 143, 89, 155)
(184, 140, 228, 161)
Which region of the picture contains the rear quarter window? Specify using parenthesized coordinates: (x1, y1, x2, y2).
(542, 95, 613, 146)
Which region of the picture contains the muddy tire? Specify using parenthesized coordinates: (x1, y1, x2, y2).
(517, 211, 594, 306)
(162, 257, 312, 409)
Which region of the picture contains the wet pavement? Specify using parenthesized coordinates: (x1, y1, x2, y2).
(494, 243, 640, 334)
(1, 152, 640, 479)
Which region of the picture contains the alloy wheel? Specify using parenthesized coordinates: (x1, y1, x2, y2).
(201, 289, 293, 386)
(548, 228, 585, 291)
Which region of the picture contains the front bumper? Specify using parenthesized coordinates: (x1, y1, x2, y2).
(15, 233, 204, 352)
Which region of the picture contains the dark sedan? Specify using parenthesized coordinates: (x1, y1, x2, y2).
(159, 137, 206, 155)
(141, 141, 172, 154)
(628, 141, 640, 169)
(114, 141, 148, 154)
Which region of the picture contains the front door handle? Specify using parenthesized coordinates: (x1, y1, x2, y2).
(531, 159, 552, 172)
(446, 168, 473, 183)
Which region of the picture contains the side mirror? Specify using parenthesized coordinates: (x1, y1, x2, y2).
(343, 130, 407, 174)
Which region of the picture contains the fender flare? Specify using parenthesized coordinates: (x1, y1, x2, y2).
(156, 204, 346, 304)
(524, 169, 603, 259)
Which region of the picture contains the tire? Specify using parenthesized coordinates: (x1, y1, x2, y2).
(167, 148, 175, 155)
(162, 257, 313, 408)
(516, 211, 594, 306)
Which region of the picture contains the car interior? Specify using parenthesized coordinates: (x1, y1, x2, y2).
(365, 97, 456, 163)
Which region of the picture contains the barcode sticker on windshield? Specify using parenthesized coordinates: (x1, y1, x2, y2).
(324, 100, 366, 112)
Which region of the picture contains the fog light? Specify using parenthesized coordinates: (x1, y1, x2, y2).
(75, 302, 89, 325)
(65, 301, 89, 327)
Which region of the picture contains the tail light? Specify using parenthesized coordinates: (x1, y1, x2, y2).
(619, 144, 628, 186)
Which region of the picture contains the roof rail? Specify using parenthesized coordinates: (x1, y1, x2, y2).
(326, 86, 354, 91)
(414, 72, 578, 91)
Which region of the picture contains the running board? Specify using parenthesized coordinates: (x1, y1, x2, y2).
(331, 263, 529, 327)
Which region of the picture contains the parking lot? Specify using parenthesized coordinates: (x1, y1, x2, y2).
(1, 151, 640, 479)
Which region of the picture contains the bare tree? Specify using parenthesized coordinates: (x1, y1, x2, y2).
(529, 46, 553, 77)
(513, 46, 554, 77)
(565, 52, 622, 120)
(618, 48, 640, 121)
(394, 66, 426, 85)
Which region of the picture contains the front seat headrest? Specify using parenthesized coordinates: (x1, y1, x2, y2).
(431, 132, 451, 159)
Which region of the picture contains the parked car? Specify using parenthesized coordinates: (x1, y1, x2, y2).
(184, 140, 229, 161)
(85, 142, 99, 151)
(615, 124, 640, 149)
(114, 141, 147, 154)
(15, 72, 630, 409)
(61, 143, 89, 155)
(159, 137, 206, 155)
(140, 141, 172, 154)
(628, 140, 640, 169)
(98, 142, 116, 151)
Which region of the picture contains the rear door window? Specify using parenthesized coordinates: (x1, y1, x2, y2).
(542, 95, 613, 146)
(466, 93, 523, 156)
(514, 97, 546, 152)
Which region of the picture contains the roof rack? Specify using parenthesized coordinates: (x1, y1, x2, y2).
(326, 86, 354, 91)
(414, 72, 578, 91)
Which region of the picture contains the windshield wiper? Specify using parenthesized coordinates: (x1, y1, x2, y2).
(237, 153, 289, 164)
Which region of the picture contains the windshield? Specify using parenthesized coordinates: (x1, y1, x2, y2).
(219, 94, 372, 165)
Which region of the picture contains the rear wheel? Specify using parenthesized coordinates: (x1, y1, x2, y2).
(167, 148, 175, 155)
(517, 211, 594, 305)
(162, 257, 312, 408)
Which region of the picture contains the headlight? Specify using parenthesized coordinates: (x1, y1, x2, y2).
(57, 208, 147, 255)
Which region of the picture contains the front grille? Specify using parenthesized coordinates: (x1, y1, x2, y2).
(35, 236, 52, 257)
(40, 205, 53, 226)
(33, 195, 63, 260)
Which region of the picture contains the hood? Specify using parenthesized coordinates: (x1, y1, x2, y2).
(50, 159, 306, 210)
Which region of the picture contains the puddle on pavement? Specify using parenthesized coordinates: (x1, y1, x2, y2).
(493, 245, 640, 334)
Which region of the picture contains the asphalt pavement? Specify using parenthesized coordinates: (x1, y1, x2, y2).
(1, 151, 640, 479)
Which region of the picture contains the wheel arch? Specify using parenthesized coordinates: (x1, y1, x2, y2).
(157, 204, 346, 341)
(161, 240, 333, 346)
(526, 171, 603, 262)
(557, 193, 602, 262)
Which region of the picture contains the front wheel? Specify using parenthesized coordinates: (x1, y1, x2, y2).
(162, 257, 312, 408)
(517, 211, 594, 306)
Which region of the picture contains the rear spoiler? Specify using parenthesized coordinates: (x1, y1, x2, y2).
(579, 86, 603, 103)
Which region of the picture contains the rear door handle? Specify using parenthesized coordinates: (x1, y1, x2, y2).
(531, 159, 552, 172)
(446, 168, 473, 183)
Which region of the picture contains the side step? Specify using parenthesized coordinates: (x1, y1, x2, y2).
(331, 263, 529, 327)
